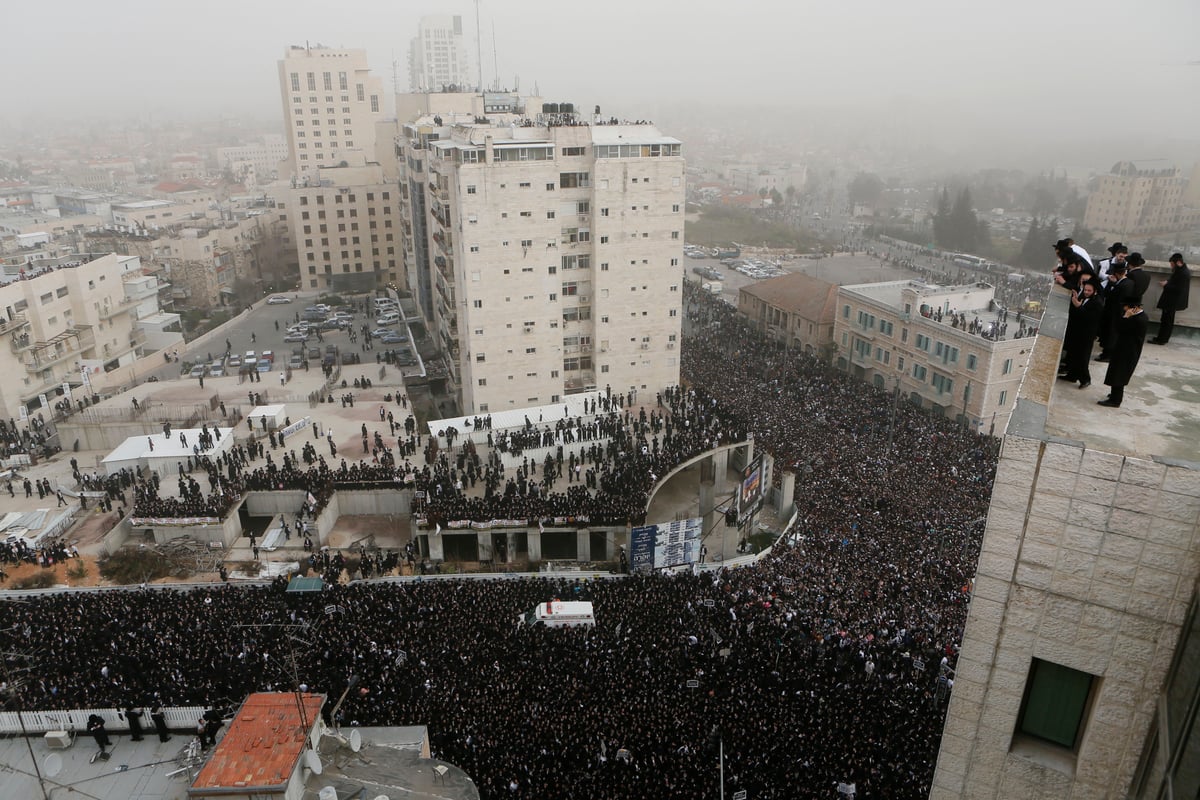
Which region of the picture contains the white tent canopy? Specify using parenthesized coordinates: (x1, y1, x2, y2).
(101, 426, 233, 479)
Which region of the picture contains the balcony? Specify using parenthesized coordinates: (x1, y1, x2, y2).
(0, 313, 30, 338)
(22, 326, 95, 371)
(98, 298, 140, 320)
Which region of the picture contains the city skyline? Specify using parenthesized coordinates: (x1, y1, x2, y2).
(3, 0, 1198, 161)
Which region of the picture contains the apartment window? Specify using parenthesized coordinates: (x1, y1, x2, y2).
(339, 72, 347, 90)
(600, 236, 609, 244)
(473, 300, 483, 308)
(842, 305, 850, 319)
(999, 390, 1008, 406)
(478, 378, 487, 386)
(546, 211, 556, 219)
(307, 72, 316, 91)
(290, 73, 300, 92)
(561, 146, 585, 156)
(519, 182, 531, 188)
(967, 354, 978, 370)
(521, 239, 532, 248)
(1016, 659, 1096, 750)
(671, 231, 680, 239)
(672, 204, 681, 212)
(1003, 358, 1014, 375)
(357, 84, 365, 101)
(323, 72, 332, 91)
(913, 364, 927, 381)
(562, 282, 578, 296)
(476, 354, 486, 363)
(525, 347, 537, 354)
(467, 185, 476, 194)
(600, 208, 609, 216)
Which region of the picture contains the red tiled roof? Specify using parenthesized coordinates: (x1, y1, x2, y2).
(189, 692, 324, 795)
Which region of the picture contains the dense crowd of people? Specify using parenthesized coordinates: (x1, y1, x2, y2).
(2, 282, 1000, 799)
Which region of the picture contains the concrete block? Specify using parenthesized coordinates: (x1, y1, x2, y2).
(1087, 580, 1130, 613)
(1144, 515, 1195, 548)
(1113, 484, 1159, 515)
(990, 482, 1034, 512)
(1067, 500, 1110, 529)
(1062, 525, 1104, 555)
(1139, 542, 1189, 574)
(1078, 449, 1125, 482)
(1154, 490, 1200, 525)
(1020, 540, 1060, 569)
(1078, 478, 1119, 508)
(1099, 533, 1144, 562)
(977, 549, 1018, 580)
(1161, 464, 1200, 497)
(973, 574, 1011, 603)
(1041, 441, 1084, 475)
(1080, 605, 1122, 632)
(1044, 595, 1085, 624)
(1132, 566, 1179, 599)
(1107, 507, 1149, 536)
(1072, 625, 1116, 655)
(1029, 494, 1071, 523)
(1094, 556, 1137, 584)
(1120, 457, 1166, 489)
(1055, 548, 1096, 579)
(1025, 514, 1066, 548)
(1111, 638, 1155, 667)
(1117, 615, 1163, 644)
(1002, 435, 1042, 463)
(1052, 573, 1094, 602)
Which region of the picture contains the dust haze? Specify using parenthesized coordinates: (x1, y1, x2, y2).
(2, 0, 1198, 170)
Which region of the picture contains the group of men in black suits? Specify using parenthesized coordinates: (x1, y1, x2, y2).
(1056, 239, 1190, 408)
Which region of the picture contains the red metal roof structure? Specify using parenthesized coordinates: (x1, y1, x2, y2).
(189, 692, 325, 797)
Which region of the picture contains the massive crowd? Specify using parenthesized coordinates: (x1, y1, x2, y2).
(2, 282, 998, 799)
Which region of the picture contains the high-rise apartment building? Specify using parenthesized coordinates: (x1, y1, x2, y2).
(1082, 160, 1199, 238)
(397, 102, 685, 414)
(408, 15, 472, 93)
(277, 46, 385, 180)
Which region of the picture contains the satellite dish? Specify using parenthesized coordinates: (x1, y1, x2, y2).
(305, 750, 324, 775)
(43, 753, 63, 778)
(348, 730, 361, 753)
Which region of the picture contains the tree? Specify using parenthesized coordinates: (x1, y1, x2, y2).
(1070, 224, 1105, 259)
(932, 188, 953, 249)
(1017, 218, 1046, 269)
(950, 187, 980, 252)
(847, 172, 885, 208)
(785, 185, 796, 205)
(769, 187, 784, 206)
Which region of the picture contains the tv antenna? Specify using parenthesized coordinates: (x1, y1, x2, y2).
(475, 0, 484, 91)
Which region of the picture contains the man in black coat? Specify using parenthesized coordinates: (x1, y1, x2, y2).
(1150, 253, 1191, 344)
(1099, 297, 1148, 408)
(1097, 264, 1134, 361)
(1060, 281, 1103, 388)
(125, 704, 144, 741)
(1125, 252, 1151, 300)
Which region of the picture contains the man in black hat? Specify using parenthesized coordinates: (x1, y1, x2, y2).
(1099, 296, 1147, 408)
(1150, 253, 1190, 345)
(1125, 252, 1151, 299)
(1060, 281, 1102, 388)
(1098, 243, 1127, 285)
(1097, 262, 1134, 362)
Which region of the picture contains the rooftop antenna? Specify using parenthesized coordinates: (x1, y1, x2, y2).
(475, 0, 484, 92)
(492, 20, 499, 91)
(391, 51, 401, 95)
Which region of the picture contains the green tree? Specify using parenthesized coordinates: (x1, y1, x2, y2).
(1017, 218, 1045, 269)
(848, 172, 885, 208)
(769, 187, 784, 206)
(1070, 224, 1105, 258)
(950, 187, 980, 252)
(932, 187, 953, 249)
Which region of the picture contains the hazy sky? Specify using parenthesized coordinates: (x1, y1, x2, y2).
(4, 0, 1199, 157)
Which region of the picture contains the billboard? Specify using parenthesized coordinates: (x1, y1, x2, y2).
(629, 517, 703, 573)
(737, 455, 764, 525)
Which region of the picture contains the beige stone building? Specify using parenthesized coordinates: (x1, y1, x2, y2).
(930, 286, 1200, 800)
(737, 271, 839, 356)
(277, 45, 385, 180)
(408, 15, 472, 93)
(832, 280, 1034, 434)
(397, 104, 685, 414)
(1082, 160, 1199, 238)
(0, 253, 177, 418)
(285, 152, 399, 294)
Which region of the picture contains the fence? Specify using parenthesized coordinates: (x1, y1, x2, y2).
(0, 706, 208, 736)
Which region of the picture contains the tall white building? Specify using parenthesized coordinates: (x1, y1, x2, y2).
(408, 15, 472, 93)
(397, 101, 685, 414)
(277, 45, 386, 180)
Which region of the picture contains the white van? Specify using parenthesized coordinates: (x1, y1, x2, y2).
(373, 297, 399, 311)
(517, 600, 595, 629)
(375, 312, 401, 327)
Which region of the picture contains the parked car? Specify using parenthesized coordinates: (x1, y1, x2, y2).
(288, 354, 304, 369)
(189, 365, 207, 378)
(261, 350, 274, 364)
(370, 328, 393, 339)
(380, 332, 408, 344)
(267, 295, 293, 305)
(284, 331, 308, 343)
(319, 319, 341, 331)
(307, 346, 322, 360)
(375, 313, 400, 327)
(228, 355, 242, 368)
(209, 361, 225, 377)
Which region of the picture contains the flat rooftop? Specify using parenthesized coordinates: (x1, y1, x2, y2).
(1009, 286, 1200, 463)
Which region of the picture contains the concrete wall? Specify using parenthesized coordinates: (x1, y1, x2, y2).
(149, 511, 242, 548)
(932, 437, 1200, 799)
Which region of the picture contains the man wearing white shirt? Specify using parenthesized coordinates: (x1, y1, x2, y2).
(1057, 238, 1093, 273)
(1097, 242, 1127, 286)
